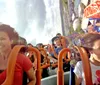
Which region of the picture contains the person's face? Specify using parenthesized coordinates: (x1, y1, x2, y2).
(92, 40, 100, 61)
(0, 31, 12, 53)
(54, 38, 61, 47)
(88, 25, 94, 33)
(37, 44, 42, 49)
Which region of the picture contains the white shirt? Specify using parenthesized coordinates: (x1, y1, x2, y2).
(74, 61, 100, 85)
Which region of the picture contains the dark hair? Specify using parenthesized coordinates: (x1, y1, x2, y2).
(56, 33, 61, 36)
(96, 19, 100, 23)
(81, 33, 100, 50)
(36, 43, 44, 48)
(28, 43, 34, 47)
(88, 21, 92, 26)
(18, 36, 27, 45)
(0, 24, 19, 40)
(36, 43, 43, 46)
(0, 24, 19, 48)
(51, 36, 59, 45)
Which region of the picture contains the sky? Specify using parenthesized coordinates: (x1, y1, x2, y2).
(0, 0, 62, 45)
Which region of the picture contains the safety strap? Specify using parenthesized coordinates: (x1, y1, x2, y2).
(2, 45, 25, 85)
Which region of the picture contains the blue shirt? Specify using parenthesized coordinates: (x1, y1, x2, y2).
(50, 47, 63, 59)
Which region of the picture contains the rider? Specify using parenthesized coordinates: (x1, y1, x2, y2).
(0, 24, 36, 85)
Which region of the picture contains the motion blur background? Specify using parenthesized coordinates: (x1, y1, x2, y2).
(0, 0, 91, 45)
(0, 0, 62, 45)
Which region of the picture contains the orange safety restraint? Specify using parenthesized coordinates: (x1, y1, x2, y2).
(74, 46, 93, 85)
(27, 50, 37, 70)
(57, 48, 71, 85)
(39, 48, 50, 64)
(29, 47, 50, 69)
(57, 46, 93, 85)
(27, 45, 57, 69)
(2, 45, 25, 85)
(45, 44, 70, 69)
(27, 46, 41, 85)
(40, 47, 58, 69)
(2, 45, 41, 85)
(43, 44, 58, 68)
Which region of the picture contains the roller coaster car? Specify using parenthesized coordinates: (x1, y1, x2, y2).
(2, 45, 94, 85)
